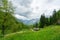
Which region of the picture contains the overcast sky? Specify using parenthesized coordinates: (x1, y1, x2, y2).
(10, 0, 60, 20)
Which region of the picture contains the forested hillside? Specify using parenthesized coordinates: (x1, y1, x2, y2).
(0, 0, 29, 36)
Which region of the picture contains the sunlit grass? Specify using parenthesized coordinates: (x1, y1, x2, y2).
(3, 25, 60, 40)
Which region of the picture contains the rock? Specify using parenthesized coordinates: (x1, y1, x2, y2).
(33, 28, 40, 31)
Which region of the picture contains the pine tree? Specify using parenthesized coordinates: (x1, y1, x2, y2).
(49, 16, 53, 25)
(52, 10, 57, 24)
(35, 22, 38, 28)
(45, 18, 50, 26)
(39, 14, 46, 28)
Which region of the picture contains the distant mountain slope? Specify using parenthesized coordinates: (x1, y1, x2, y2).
(17, 18, 39, 25)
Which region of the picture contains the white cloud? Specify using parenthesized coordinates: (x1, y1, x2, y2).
(14, 14, 30, 20)
(10, 0, 60, 20)
(28, 0, 60, 19)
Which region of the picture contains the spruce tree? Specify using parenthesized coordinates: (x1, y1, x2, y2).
(39, 14, 46, 28)
(52, 10, 57, 24)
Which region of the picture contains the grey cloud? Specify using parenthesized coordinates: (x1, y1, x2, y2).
(11, 0, 32, 18)
(11, 0, 60, 20)
(17, 11, 32, 17)
(18, 0, 32, 7)
(46, 0, 60, 5)
(46, 0, 54, 3)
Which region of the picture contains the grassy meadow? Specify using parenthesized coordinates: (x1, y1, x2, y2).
(1, 25, 60, 40)
(0, 0, 60, 40)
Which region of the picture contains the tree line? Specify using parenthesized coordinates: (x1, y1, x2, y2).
(34, 10, 60, 28)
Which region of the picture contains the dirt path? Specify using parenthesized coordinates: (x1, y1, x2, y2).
(4, 31, 26, 37)
(4, 29, 36, 37)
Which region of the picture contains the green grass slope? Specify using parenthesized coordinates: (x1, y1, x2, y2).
(3, 25, 60, 40)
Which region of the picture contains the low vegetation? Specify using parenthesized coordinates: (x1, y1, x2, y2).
(3, 25, 60, 40)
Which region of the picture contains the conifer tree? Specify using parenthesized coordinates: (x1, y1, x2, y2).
(39, 14, 46, 28)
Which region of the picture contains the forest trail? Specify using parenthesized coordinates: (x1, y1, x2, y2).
(4, 29, 34, 37)
(4, 31, 26, 37)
